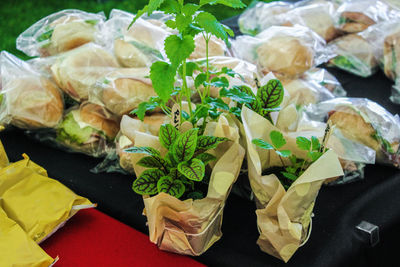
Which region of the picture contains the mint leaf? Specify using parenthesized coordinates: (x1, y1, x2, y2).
(159, 124, 179, 149)
(157, 175, 185, 198)
(176, 13, 192, 32)
(160, 0, 180, 14)
(205, 97, 229, 110)
(270, 131, 286, 149)
(195, 73, 207, 88)
(252, 138, 274, 150)
(177, 159, 205, 181)
(132, 169, 164, 195)
(124, 146, 160, 156)
(148, 0, 167, 14)
(200, 0, 246, 8)
(195, 12, 228, 42)
(182, 3, 200, 16)
(165, 35, 195, 68)
(307, 151, 322, 162)
(150, 61, 176, 102)
(179, 62, 200, 77)
(281, 171, 298, 181)
(296, 136, 311, 151)
(195, 152, 217, 165)
(208, 76, 229, 88)
(197, 136, 228, 150)
(131, 99, 160, 120)
(311, 136, 321, 151)
(276, 150, 291, 158)
(257, 79, 284, 109)
(219, 87, 254, 103)
(172, 128, 199, 162)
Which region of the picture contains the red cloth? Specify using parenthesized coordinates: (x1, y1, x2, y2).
(41, 209, 206, 267)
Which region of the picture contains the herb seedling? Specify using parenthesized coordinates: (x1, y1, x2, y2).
(125, 123, 227, 199)
(252, 128, 330, 189)
(130, 0, 246, 133)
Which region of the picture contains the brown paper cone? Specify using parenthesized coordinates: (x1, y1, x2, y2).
(127, 115, 245, 255)
(241, 106, 343, 262)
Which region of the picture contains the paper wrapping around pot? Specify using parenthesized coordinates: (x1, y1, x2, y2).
(127, 115, 244, 255)
(241, 106, 343, 262)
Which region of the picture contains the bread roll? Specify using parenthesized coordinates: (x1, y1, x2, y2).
(383, 31, 400, 81)
(339, 12, 376, 33)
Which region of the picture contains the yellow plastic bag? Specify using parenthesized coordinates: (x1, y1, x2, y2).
(0, 154, 95, 243)
(0, 207, 56, 267)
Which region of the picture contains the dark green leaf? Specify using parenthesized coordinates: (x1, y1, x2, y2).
(270, 131, 286, 149)
(160, 0, 181, 14)
(205, 97, 229, 110)
(281, 171, 298, 181)
(276, 150, 291, 158)
(208, 76, 229, 88)
(159, 124, 179, 149)
(164, 35, 195, 67)
(187, 191, 204, 200)
(130, 99, 160, 120)
(197, 135, 228, 150)
(239, 86, 261, 112)
(195, 152, 217, 165)
(257, 79, 284, 109)
(157, 175, 185, 198)
(172, 128, 199, 162)
(252, 138, 274, 150)
(150, 61, 176, 102)
(220, 66, 236, 77)
(229, 106, 242, 117)
(296, 136, 311, 151)
(195, 73, 207, 88)
(177, 159, 205, 181)
(195, 12, 227, 42)
(132, 169, 164, 195)
(311, 136, 321, 151)
(137, 156, 168, 173)
(124, 146, 160, 156)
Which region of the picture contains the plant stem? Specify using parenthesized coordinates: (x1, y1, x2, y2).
(276, 150, 286, 167)
(181, 60, 193, 118)
(204, 33, 211, 99)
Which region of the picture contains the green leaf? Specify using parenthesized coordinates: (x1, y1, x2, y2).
(208, 76, 229, 88)
(311, 136, 321, 151)
(229, 106, 242, 117)
(165, 19, 176, 29)
(160, 0, 181, 14)
(307, 151, 322, 162)
(178, 159, 205, 181)
(132, 169, 164, 195)
(137, 156, 168, 172)
(195, 73, 207, 88)
(296, 136, 311, 151)
(205, 97, 229, 111)
(159, 124, 179, 149)
(150, 61, 176, 102)
(187, 191, 204, 200)
(157, 175, 185, 198)
(129, 6, 148, 28)
(252, 138, 274, 150)
(195, 152, 217, 165)
(148, 0, 167, 14)
(131, 99, 160, 120)
(270, 131, 286, 149)
(281, 171, 298, 181)
(200, 0, 246, 8)
(172, 128, 199, 162)
(257, 79, 284, 109)
(124, 146, 160, 156)
(176, 13, 192, 32)
(182, 3, 200, 16)
(37, 29, 54, 42)
(195, 12, 228, 42)
(179, 62, 199, 77)
(240, 86, 261, 112)
(276, 150, 291, 158)
(85, 19, 98, 26)
(197, 135, 228, 150)
(164, 35, 195, 68)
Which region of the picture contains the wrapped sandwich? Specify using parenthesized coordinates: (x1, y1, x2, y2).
(17, 9, 106, 57)
(306, 98, 400, 168)
(0, 51, 63, 129)
(335, 0, 390, 33)
(190, 35, 227, 59)
(301, 68, 347, 97)
(238, 1, 293, 36)
(232, 25, 329, 79)
(51, 43, 119, 101)
(56, 102, 120, 157)
(104, 9, 169, 68)
(327, 34, 378, 77)
(90, 68, 157, 116)
(383, 27, 400, 81)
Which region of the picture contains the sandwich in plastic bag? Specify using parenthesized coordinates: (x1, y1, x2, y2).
(301, 68, 347, 97)
(0, 51, 64, 129)
(17, 9, 106, 57)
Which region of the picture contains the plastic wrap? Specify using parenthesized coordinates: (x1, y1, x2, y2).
(334, 0, 391, 33)
(17, 9, 106, 57)
(89, 67, 156, 116)
(305, 97, 400, 168)
(0, 51, 64, 130)
(232, 25, 330, 79)
(301, 68, 347, 97)
(104, 9, 170, 68)
(392, 79, 400, 104)
(280, 1, 340, 42)
(238, 1, 294, 36)
(50, 43, 119, 101)
(327, 33, 378, 77)
(190, 35, 228, 59)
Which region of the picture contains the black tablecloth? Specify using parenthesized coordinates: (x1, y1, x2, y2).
(2, 14, 400, 267)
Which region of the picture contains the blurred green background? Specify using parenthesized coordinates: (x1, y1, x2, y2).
(0, 0, 257, 59)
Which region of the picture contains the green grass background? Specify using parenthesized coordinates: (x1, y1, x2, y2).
(0, 0, 259, 59)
